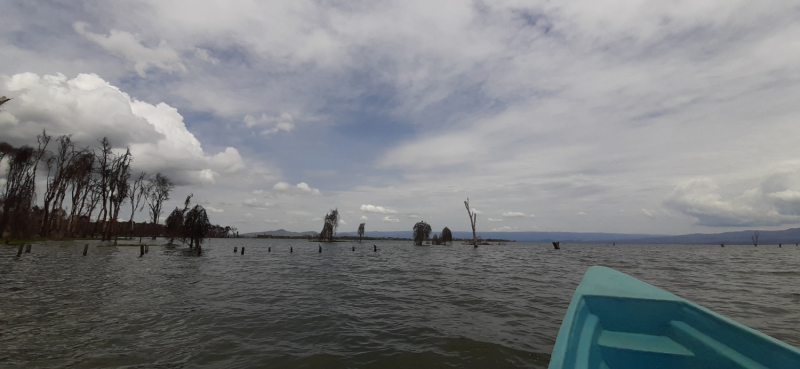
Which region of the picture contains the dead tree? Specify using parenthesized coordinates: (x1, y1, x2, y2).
(413, 221, 432, 246)
(147, 173, 174, 239)
(358, 223, 365, 242)
(319, 208, 339, 242)
(464, 198, 478, 247)
(0, 131, 50, 240)
(441, 227, 452, 245)
(752, 231, 760, 247)
(127, 172, 148, 236)
(552, 241, 560, 250)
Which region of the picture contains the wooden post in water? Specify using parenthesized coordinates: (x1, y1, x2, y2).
(25, 244, 31, 253)
(234, 247, 237, 253)
(140, 245, 144, 257)
(552, 242, 560, 250)
(241, 247, 244, 255)
(145, 245, 149, 253)
(268, 247, 271, 252)
(290, 247, 293, 253)
(319, 244, 322, 253)
(374, 244, 377, 252)
(779, 243, 782, 248)
(17, 244, 24, 257)
(720, 243, 724, 248)
(352, 246, 355, 251)
(83, 243, 89, 256)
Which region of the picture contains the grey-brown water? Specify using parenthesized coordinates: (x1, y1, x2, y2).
(2, 240, 799, 368)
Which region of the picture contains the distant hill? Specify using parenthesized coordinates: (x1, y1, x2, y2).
(617, 228, 800, 245)
(243, 228, 800, 245)
(337, 231, 664, 243)
(243, 229, 317, 237)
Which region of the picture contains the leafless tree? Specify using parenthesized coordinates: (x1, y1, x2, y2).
(358, 223, 365, 242)
(464, 198, 478, 247)
(752, 231, 760, 247)
(65, 151, 94, 236)
(104, 149, 132, 241)
(94, 137, 114, 237)
(127, 171, 148, 236)
(0, 131, 50, 240)
(147, 173, 174, 238)
(40, 135, 76, 237)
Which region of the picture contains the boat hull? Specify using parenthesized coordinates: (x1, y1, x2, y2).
(549, 266, 800, 369)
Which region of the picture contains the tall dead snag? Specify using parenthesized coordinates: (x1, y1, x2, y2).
(0, 131, 50, 241)
(358, 223, 365, 243)
(464, 198, 478, 247)
(752, 231, 760, 247)
(40, 135, 74, 237)
(94, 137, 114, 238)
(413, 221, 432, 246)
(147, 173, 174, 239)
(319, 208, 339, 242)
(104, 149, 132, 241)
(441, 227, 452, 245)
(127, 172, 148, 236)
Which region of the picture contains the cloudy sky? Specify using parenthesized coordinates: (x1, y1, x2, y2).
(2, 1, 800, 235)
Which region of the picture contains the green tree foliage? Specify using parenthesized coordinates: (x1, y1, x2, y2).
(413, 221, 432, 246)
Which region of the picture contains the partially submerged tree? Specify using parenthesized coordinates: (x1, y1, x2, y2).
(441, 227, 452, 245)
(432, 234, 440, 245)
(358, 223, 365, 243)
(464, 198, 478, 247)
(147, 173, 174, 238)
(184, 204, 210, 254)
(0, 131, 50, 240)
(413, 221, 432, 246)
(127, 172, 148, 236)
(319, 208, 340, 242)
(752, 231, 760, 247)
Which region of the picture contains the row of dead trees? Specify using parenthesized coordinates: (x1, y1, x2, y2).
(0, 130, 235, 242)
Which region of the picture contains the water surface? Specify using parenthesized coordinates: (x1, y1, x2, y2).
(2, 240, 799, 368)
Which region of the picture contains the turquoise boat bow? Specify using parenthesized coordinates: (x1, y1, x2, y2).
(549, 266, 800, 369)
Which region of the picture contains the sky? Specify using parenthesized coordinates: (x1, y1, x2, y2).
(1, 1, 800, 235)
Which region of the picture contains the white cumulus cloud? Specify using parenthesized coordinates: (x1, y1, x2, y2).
(492, 226, 513, 232)
(243, 112, 295, 136)
(73, 22, 186, 77)
(273, 182, 321, 196)
(0, 73, 245, 186)
(382, 216, 400, 222)
(487, 218, 503, 222)
(502, 212, 527, 218)
(360, 204, 398, 214)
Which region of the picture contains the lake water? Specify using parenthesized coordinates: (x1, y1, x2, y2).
(2, 239, 799, 368)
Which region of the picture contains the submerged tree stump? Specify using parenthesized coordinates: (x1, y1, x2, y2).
(25, 244, 31, 253)
(552, 242, 560, 250)
(140, 245, 144, 257)
(374, 245, 377, 252)
(268, 247, 271, 252)
(319, 244, 322, 253)
(145, 245, 149, 253)
(17, 244, 24, 257)
(83, 243, 89, 256)
(234, 247, 237, 252)
(241, 247, 245, 255)
(290, 247, 293, 253)
(720, 243, 724, 248)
